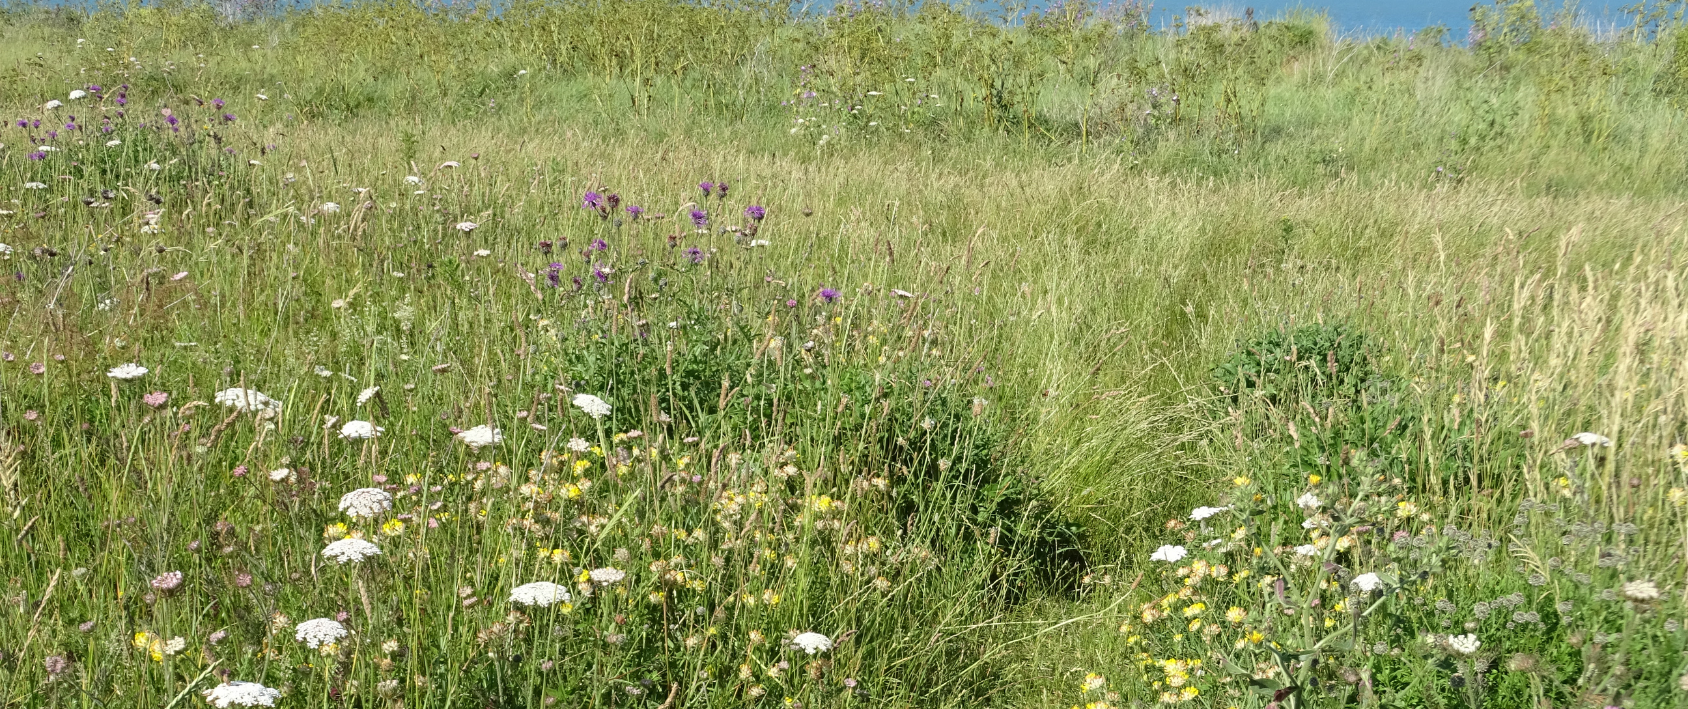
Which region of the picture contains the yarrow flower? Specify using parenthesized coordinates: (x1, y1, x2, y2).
(1189, 506, 1229, 521)
(456, 425, 503, 450)
(1150, 545, 1187, 563)
(107, 363, 148, 380)
(1352, 572, 1383, 592)
(214, 388, 282, 414)
(339, 420, 383, 440)
(588, 567, 626, 586)
(338, 488, 393, 518)
(510, 581, 572, 607)
(573, 394, 612, 419)
(294, 618, 350, 649)
(322, 537, 382, 564)
(202, 681, 282, 708)
(791, 631, 832, 655)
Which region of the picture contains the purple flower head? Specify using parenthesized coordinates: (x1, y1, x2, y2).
(14, 119, 25, 128)
(717, 181, 729, 197)
(745, 205, 765, 221)
(684, 246, 706, 264)
(592, 265, 611, 284)
(590, 238, 608, 251)
(545, 262, 564, 287)
(582, 191, 603, 210)
(115, 95, 126, 106)
(222, 113, 236, 123)
(699, 181, 714, 197)
(819, 287, 840, 303)
(143, 391, 170, 408)
(47, 130, 57, 139)
(30, 119, 40, 128)
(88, 85, 101, 94)
(537, 240, 553, 254)
(689, 209, 709, 229)
(27, 151, 44, 161)
(165, 115, 178, 126)
(605, 193, 620, 210)
(64, 122, 77, 131)
(625, 204, 644, 218)
(102, 125, 112, 133)
(786, 299, 798, 308)
(212, 98, 225, 108)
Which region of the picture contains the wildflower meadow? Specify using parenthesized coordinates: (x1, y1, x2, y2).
(4, 0, 1688, 707)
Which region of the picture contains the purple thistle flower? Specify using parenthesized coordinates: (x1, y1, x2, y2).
(212, 98, 224, 108)
(222, 113, 236, 123)
(14, 119, 25, 128)
(537, 240, 553, 254)
(115, 95, 126, 106)
(745, 205, 765, 221)
(605, 193, 620, 210)
(572, 276, 583, 290)
(699, 181, 713, 197)
(64, 122, 77, 131)
(545, 262, 563, 287)
(582, 191, 603, 210)
(689, 209, 708, 229)
(101, 125, 112, 133)
(625, 204, 644, 218)
(786, 299, 798, 308)
(165, 115, 178, 126)
(684, 246, 705, 264)
(819, 287, 840, 303)
(47, 130, 57, 139)
(591, 239, 608, 251)
(27, 151, 44, 161)
(717, 181, 729, 197)
(88, 85, 101, 93)
(592, 265, 611, 283)
(30, 119, 40, 128)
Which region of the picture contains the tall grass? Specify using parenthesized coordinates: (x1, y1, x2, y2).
(3, 0, 1688, 706)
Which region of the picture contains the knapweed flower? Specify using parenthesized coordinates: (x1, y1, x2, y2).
(791, 631, 832, 655)
(339, 420, 383, 439)
(1295, 492, 1322, 511)
(294, 618, 350, 649)
(699, 181, 714, 197)
(818, 287, 840, 303)
(625, 204, 644, 218)
(1352, 572, 1383, 592)
(338, 488, 393, 518)
(582, 191, 603, 210)
(143, 391, 169, 408)
(510, 581, 572, 607)
(689, 208, 709, 229)
(1150, 545, 1187, 563)
(1446, 633, 1480, 656)
(322, 537, 382, 564)
(456, 425, 503, 450)
(107, 363, 148, 380)
(1621, 579, 1662, 602)
(214, 388, 282, 414)
(202, 681, 282, 708)
(745, 204, 765, 221)
(456, 221, 478, 232)
(573, 394, 612, 419)
(1189, 506, 1229, 521)
(588, 567, 626, 586)
(684, 246, 706, 264)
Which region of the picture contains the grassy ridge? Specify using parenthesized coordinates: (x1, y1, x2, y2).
(3, 1, 1688, 707)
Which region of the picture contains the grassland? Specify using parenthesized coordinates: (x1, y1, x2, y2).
(3, 0, 1688, 707)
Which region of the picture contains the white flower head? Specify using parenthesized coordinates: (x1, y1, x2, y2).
(1294, 544, 1320, 557)
(510, 581, 571, 607)
(105, 139, 121, 147)
(472, 249, 491, 257)
(456, 221, 478, 232)
(1149, 545, 1187, 564)
(268, 468, 294, 482)
(1621, 579, 1661, 602)
(404, 175, 422, 185)
(1352, 572, 1383, 592)
(1189, 506, 1229, 521)
(339, 420, 383, 440)
(214, 388, 282, 413)
(588, 567, 626, 586)
(107, 363, 148, 380)
(566, 437, 591, 452)
(43, 99, 62, 109)
(791, 631, 832, 655)
(338, 488, 393, 518)
(294, 618, 350, 649)
(1446, 633, 1480, 656)
(456, 425, 503, 450)
(23, 182, 47, 189)
(1569, 432, 1613, 447)
(320, 202, 340, 214)
(1295, 492, 1322, 512)
(573, 394, 612, 419)
(322, 537, 382, 564)
(356, 386, 380, 406)
(68, 90, 87, 100)
(202, 681, 282, 708)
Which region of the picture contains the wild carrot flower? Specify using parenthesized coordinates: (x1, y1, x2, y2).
(1621, 579, 1661, 602)
(143, 391, 169, 407)
(1189, 506, 1229, 521)
(338, 420, 383, 439)
(456, 221, 478, 232)
(510, 581, 572, 607)
(338, 488, 393, 518)
(214, 388, 282, 413)
(294, 618, 350, 649)
(588, 567, 626, 585)
(791, 632, 832, 655)
(322, 538, 381, 564)
(202, 681, 281, 708)
(107, 363, 148, 380)
(573, 394, 612, 419)
(1150, 545, 1187, 563)
(356, 386, 380, 406)
(456, 425, 503, 450)
(1446, 633, 1480, 656)
(1295, 492, 1321, 511)
(28, 362, 44, 375)
(1352, 572, 1383, 592)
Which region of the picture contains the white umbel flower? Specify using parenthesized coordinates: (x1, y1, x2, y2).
(203, 681, 282, 708)
(1621, 579, 1662, 602)
(566, 437, 591, 452)
(322, 537, 381, 564)
(1294, 544, 1320, 557)
(573, 394, 612, 419)
(1149, 545, 1187, 563)
(1352, 572, 1383, 592)
(339, 420, 383, 439)
(456, 425, 503, 450)
(791, 631, 832, 655)
(1295, 492, 1322, 512)
(68, 89, 87, 100)
(356, 386, 380, 406)
(510, 581, 572, 607)
(214, 388, 282, 413)
(1446, 633, 1480, 656)
(1568, 432, 1613, 447)
(589, 567, 627, 585)
(456, 221, 477, 232)
(1189, 506, 1229, 521)
(338, 488, 392, 518)
(107, 363, 148, 380)
(294, 618, 350, 649)
(320, 202, 341, 214)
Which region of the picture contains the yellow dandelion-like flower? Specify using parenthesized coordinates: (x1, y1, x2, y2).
(1307, 474, 1321, 486)
(380, 519, 406, 536)
(323, 522, 349, 540)
(1669, 488, 1688, 507)
(1179, 687, 1199, 701)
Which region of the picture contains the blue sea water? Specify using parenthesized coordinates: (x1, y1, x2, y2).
(1143, 1, 1630, 35)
